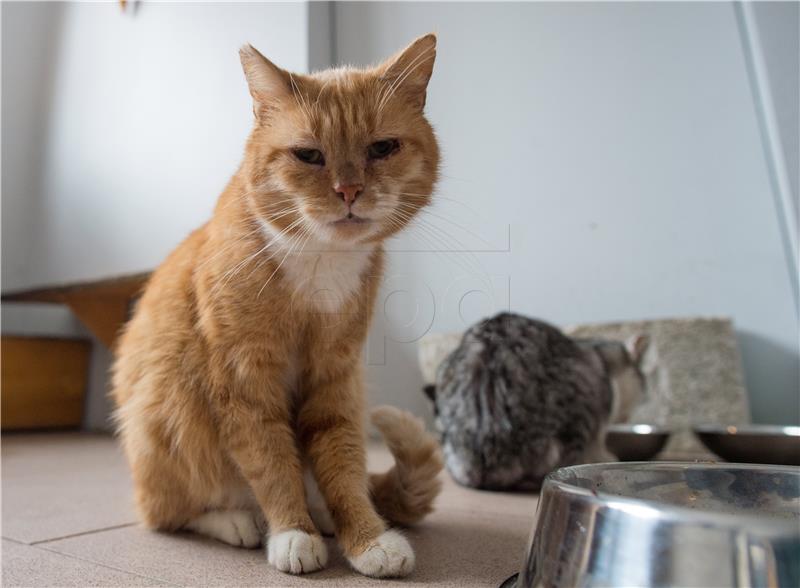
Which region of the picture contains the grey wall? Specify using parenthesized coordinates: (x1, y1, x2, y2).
(335, 1, 799, 424)
(2, 1, 321, 293)
(752, 0, 799, 228)
(1, 2, 64, 291)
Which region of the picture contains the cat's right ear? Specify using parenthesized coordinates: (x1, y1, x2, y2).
(377, 34, 437, 111)
(239, 44, 291, 120)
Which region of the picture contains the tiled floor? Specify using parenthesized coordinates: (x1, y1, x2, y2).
(2, 433, 538, 587)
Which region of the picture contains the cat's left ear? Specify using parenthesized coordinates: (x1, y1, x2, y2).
(239, 44, 292, 120)
(625, 334, 650, 365)
(378, 33, 437, 111)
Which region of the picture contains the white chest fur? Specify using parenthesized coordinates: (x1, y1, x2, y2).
(261, 226, 374, 314)
(284, 247, 372, 313)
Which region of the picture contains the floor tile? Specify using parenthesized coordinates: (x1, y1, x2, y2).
(1, 539, 170, 587)
(433, 472, 540, 518)
(44, 507, 532, 587)
(2, 433, 137, 544)
(3, 433, 537, 586)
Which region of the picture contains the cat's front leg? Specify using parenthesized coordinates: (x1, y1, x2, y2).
(208, 357, 327, 575)
(298, 368, 415, 578)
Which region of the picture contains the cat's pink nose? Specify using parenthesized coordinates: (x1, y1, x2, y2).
(334, 184, 363, 205)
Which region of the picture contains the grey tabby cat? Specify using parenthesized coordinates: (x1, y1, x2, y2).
(425, 312, 648, 490)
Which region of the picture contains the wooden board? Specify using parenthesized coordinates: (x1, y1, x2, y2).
(2, 273, 150, 348)
(1, 336, 91, 430)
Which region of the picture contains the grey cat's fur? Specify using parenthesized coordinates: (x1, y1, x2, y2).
(426, 312, 648, 490)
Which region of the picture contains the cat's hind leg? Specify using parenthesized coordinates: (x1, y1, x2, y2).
(129, 452, 265, 548)
(185, 509, 263, 548)
(120, 414, 266, 549)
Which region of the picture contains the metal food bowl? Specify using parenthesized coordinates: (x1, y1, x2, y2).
(605, 424, 670, 461)
(514, 462, 800, 587)
(695, 424, 800, 466)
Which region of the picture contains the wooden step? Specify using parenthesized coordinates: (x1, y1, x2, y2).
(1, 336, 91, 430)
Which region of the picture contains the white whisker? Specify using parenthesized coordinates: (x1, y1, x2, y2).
(384, 210, 467, 278)
(210, 215, 305, 297)
(395, 202, 495, 249)
(288, 72, 312, 121)
(389, 206, 486, 278)
(257, 219, 313, 298)
(195, 222, 264, 271)
(398, 192, 485, 217)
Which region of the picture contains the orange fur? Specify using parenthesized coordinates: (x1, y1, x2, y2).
(112, 34, 442, 578)
(369, 406, 444, 526)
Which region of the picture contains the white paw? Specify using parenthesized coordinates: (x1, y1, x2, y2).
(348, 530, 415, 578)
(185, 510, 262, 548)
(267, 529, 328, 574)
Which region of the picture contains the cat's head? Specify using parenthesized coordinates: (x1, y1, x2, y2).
(238, 35, 440, 246)
(593, 335, 650, 423)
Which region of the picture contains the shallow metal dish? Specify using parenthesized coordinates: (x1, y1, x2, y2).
(518, 462, 800, 588)
(605, 424, 670, 461)
(695, 424, 800, 465)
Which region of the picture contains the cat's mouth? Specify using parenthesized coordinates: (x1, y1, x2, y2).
(331, 213, 371, 226)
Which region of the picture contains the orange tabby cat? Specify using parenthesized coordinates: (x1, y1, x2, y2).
(112, 35, 442, 578)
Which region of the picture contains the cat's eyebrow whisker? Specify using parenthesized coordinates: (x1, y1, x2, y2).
(313, 76, 334, 110)
(288, 72, 313, 121)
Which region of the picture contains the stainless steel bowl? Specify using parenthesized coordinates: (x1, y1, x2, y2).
(518, 462, 800, 587)
(605, 424, 670, 461)
(695, 424, 800, 466)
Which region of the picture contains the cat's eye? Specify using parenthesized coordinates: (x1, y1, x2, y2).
(368, 139, 399, 160)
(293, 148, 325, 166)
